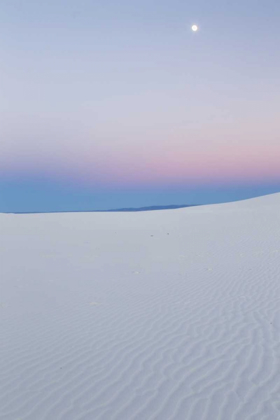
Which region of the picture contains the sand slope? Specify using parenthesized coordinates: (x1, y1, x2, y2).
(1, 193, 280, 420)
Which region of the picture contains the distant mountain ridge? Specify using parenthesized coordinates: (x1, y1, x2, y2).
(6, 204, 197, 214)
(104, 204, 197, 212)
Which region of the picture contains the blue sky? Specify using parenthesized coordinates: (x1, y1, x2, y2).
(1, 0, 280, 211)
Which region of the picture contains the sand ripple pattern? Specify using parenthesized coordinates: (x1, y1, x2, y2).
(1, 194, 280, 419)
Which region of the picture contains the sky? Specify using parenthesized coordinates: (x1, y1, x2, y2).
(1, 0, 280, 212)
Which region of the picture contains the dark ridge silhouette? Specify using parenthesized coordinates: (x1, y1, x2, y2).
(105, 204, 197, 212)
(6, 204, 198, 214)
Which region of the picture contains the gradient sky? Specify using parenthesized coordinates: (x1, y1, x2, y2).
(1, 0, 280, 211)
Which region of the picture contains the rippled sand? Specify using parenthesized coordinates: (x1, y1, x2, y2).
(1, 193, 280, 419)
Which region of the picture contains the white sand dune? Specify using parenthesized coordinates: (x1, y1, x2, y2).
(1, 193, 280, 420)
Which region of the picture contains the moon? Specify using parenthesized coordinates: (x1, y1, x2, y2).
(191, 24, 198, 32)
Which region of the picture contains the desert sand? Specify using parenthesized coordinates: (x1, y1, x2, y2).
(1, 193, 280, 419)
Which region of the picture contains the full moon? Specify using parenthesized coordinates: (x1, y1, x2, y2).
(192, 24, 198, 32)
